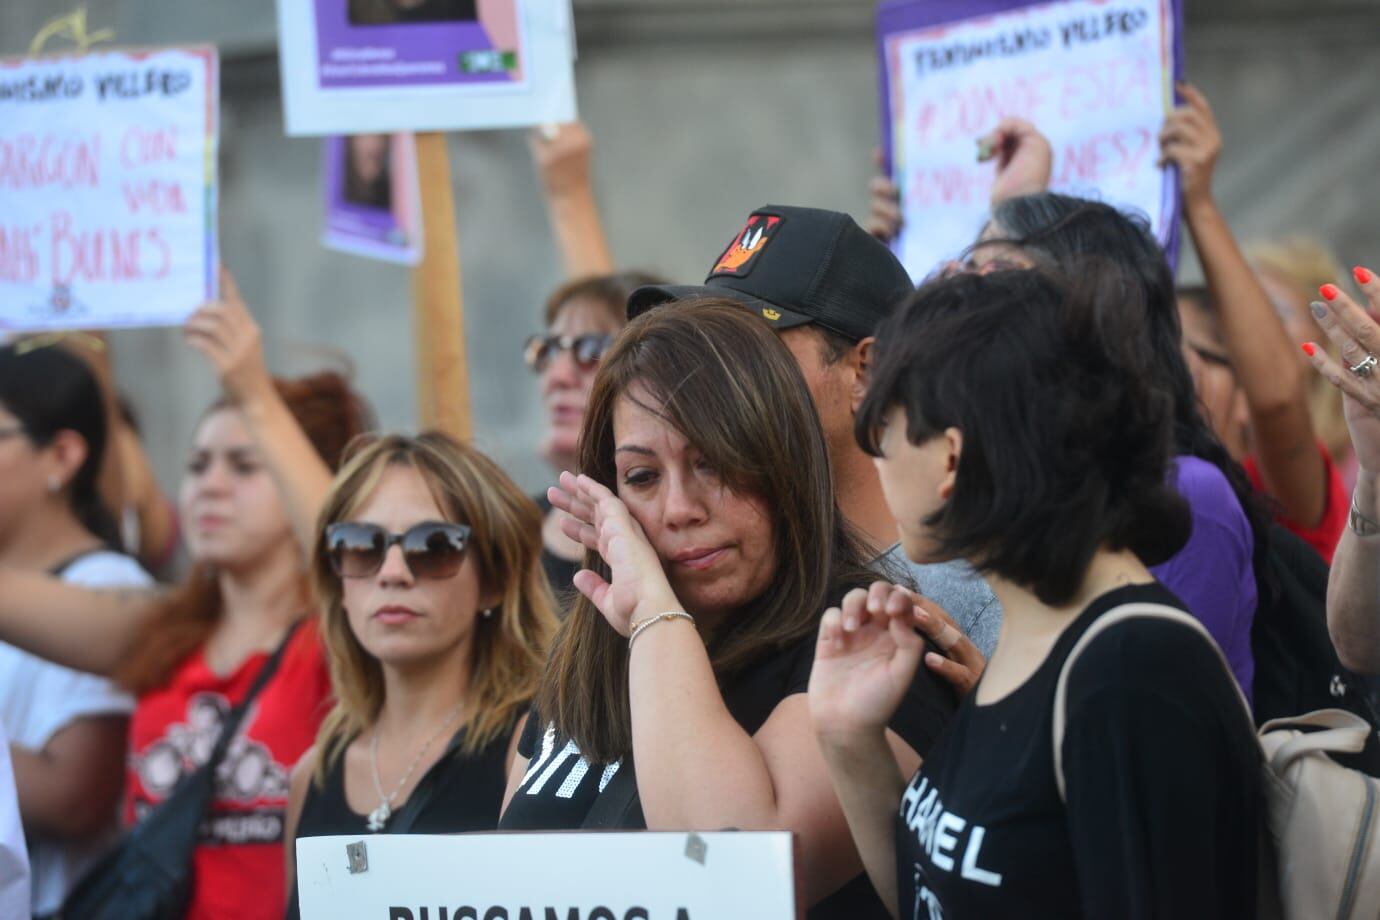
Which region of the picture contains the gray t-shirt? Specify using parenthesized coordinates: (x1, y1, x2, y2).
(872, 545, 1002, 658)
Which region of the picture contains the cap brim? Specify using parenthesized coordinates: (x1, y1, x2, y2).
(626, 283, 815, 329)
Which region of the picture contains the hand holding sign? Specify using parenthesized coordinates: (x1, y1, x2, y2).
(1159, 82, 1221, 210)
(981, 116, 1054, 205)
(183, 268, 274, 406)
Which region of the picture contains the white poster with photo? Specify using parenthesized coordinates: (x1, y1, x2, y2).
(296, 832, 797, 919)
(0, 46, 219, 331)
(878, 0, 1182, 280)
(277, 0, 576, 136)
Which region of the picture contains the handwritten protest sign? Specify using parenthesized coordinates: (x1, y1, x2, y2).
(323, 133, 424, 264)
(277, 0, 576, 135)
(0, 46, 219, 332)
(877, 0, 1183, 281)
(296, 831, 797, 919)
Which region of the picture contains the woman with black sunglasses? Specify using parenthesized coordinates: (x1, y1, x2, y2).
(282, 432, 557, 919)
(526, 273, 664, 600)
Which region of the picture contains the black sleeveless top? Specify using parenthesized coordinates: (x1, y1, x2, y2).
(534, 493, 580, 609)
(286, 725, 510, 919)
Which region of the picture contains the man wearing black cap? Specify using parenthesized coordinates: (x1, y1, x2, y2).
(628, 205, 1001, 680)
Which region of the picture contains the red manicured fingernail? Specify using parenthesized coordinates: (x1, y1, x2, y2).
(1355, 267, 1373, 285)
(1302, 342, 1317, 357)
(1321, 284, 1340, 301)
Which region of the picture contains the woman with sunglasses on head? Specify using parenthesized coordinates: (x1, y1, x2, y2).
(0, 342, 152, 919)
(501, 301, 954, 918)
(811, 269, 1261, 919)
(282, 433, 557, 918)
(526, 272, 664, 598)
(0, 271, 368, 919)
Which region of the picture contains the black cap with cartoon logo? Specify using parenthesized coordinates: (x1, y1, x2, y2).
(627, 204, 916, 342)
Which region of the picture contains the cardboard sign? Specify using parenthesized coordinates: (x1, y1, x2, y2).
(877, 0, 1183, 281)
(0, 46, 219, 331)
(323, 133, 424, 264)
(296, 832, 797, 919)
(277, 0, 576, 135)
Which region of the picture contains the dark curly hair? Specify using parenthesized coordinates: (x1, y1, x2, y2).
(858, 268, 1191, 607)
(978, 193, 1273, 601)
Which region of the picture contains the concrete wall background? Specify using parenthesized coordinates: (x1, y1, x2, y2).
(2, 0, 1378, 508)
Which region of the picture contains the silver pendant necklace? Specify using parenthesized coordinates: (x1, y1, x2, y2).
(366, 701, 465, 832)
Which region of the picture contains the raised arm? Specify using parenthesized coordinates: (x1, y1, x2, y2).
(1302, 274, 1380, 673)
(552, 474, 923, 907)
(183, 269, 333, 556)
(1162, 83, 1326, 527)
(529, 123, 614, 278)
(0, 570, 159, 676)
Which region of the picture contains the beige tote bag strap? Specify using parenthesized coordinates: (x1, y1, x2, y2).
(1259, 709, 1370, 773)
(1052, 602, 1253, 803)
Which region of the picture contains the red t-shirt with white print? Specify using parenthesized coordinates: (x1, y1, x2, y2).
(125, 619, 331, 920)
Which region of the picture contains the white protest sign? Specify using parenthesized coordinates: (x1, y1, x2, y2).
(277, 0, 576, 136)
(880, 0, 1178, 280)
(296, 831, 797, 920)
(0, 46, 219, 331)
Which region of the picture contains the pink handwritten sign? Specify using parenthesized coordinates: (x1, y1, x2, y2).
(879, 0, 1181, 281)
(0, 46, 219, 331)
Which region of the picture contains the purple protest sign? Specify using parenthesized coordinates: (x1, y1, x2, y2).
(322, 133, 423, 264)
(876, 0, 1185, 280)
(313, 0, 522, 90)
(278, 0, 576, 135)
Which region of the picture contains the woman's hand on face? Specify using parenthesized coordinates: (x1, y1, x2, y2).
(183, 267, 273, 405)
(548, 471, 678, 636)
(983, 116, 1053, 206)
(808, 581, 929, 745)
(1159, 82, 1221, 210)
(1303, 270, 1380, 476)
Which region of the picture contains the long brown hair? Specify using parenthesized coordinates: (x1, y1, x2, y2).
(115, 373, 371, 694)
(535, 300, 875, 763)
(310, 433, 558, 779)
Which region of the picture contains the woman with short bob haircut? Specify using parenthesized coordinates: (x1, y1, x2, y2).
(499, 300, 954, 918)
(283, 432, 558, 916)
(810, 268, 1261, 919)
(966, 193, 1267, 701)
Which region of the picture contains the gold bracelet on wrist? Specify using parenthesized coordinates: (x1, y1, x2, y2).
(628, 611, 695, 651)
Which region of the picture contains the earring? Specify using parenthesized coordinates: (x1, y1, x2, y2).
(46, 474, 60, 494)
(481, 608, 495, 620)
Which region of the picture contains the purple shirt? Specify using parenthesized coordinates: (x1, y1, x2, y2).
(1150, 456, 1257, 701)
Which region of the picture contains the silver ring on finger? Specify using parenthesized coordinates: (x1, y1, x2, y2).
(1350, 354, 1380, 378)
(935, 624, 961, 652)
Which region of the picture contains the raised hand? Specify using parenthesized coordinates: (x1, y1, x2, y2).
(808, 581, 928, 742)
(548, 470, 680, 636)
(183, 267, 273, 404)
(983, 116, 1053, 206)
(528, 122, 595, 198)
(865, 148, 904, 243)
(1159, 82, 1221, 209)
(1303, 269, 1380, 476)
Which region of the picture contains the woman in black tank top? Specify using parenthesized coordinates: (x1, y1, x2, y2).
(283, 434, 558, 918)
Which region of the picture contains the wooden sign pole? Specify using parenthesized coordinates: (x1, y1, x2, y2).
(411, 132, 472, 441)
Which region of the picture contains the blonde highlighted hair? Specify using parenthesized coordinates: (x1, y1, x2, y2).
(309, 432, 557, 782)
(1249, 238, 1351, 465)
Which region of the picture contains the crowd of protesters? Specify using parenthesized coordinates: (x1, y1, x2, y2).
(0, 72, 1374, 920)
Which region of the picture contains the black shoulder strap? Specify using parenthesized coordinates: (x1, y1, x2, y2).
(386, 725, 471, 835)
(580, 757, 640, 829)
(204, 620, 303, 774)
